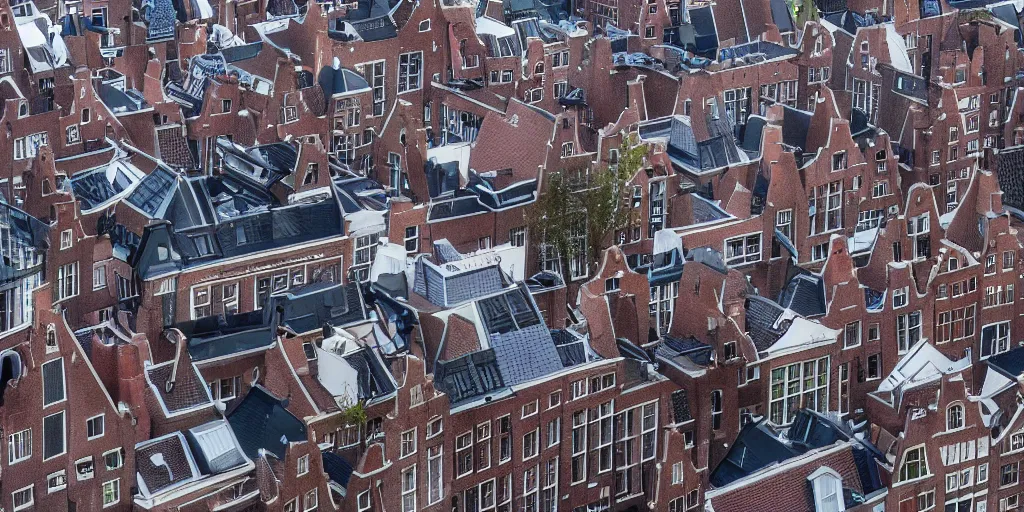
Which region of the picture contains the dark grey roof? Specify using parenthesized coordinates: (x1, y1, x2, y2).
(688, 6, 719, 54)
(777, 273, 826, 317)
(710, 420, 801, 487)
(273, 281, 368, 333)
(135, 434, 198, 495)
(126, 166, 177, 217)
(187, 326, 274, 361)
(221, 42, 263, 63)
(227, 386, 307, 460)
(344, 346, 398, 401)
(745, 296, 786, 351)
(987, 346, 1024, 379)
(639, 116, 745, 174)
(657, 335, 713, 366)
(718, 40, 798, 64)
(0, 202, 48, 286)
(317, 65, 371, 97)
(781, 106, 812, 152)
(671, 389, 693, 423)
(892, 72, 928, 103)
(70, 165, 135, 211)
(435, 349, 505, 404)
(770, 0, 795, 32)
(998, 146, 1024, 212)
(97, 80, 149, 113)
(427, 195, 490, 221)
(145, 0, 177, 42)
(322, 452, 354, 489)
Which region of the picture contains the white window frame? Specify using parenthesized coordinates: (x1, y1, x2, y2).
(86, 413, 105, 440)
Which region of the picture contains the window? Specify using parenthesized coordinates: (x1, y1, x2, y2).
(711, 390, 722, 430)
(12, 484, 32, 511)
(398, 52, 423, 93)
(982, 322, 1012, 358)
(872, 180, 890, 198)
(60, 230, 73, 250)
(561, 142, 574, 157)
(947, 403, 964, 431)
(103, 448, 123, 470)
(0, 49, 10, 74)
(47, 470, 67, 493)
(553, 81, 568, 99)
(457, 432, 473, 476)
(13, 132, 48, 160)
(426, 416, 442, 438)
(43, 410, 66, 460)
(42, 358, 66, 406)
(297, 454, 309, 476)
(418, 19, 430, 31)
(896, 311, 922, 352)
(844, 321, 861, 348)
(893, 287, 908, 308)
(8, 428, 31, 464)
(988, 254, 998, 274)
(284, 499, 297, 512)
(909, 213, 930, 260)
(102, 479, 119, 507)
(571, 410, 587, 483)
(427, 445, 442, 504)
(522, 400, 538, 418)
(979, 463, 989, 484)
(867, 353, 880, 380)
(672, 462, 684, 485)
(552, 50, 570, 67)
(1006, 251, 1017, 271)
(899, 446, 929, 481)
(401, 466, 417, 512)
(769, 357, 829, 424)
(498, 415, 511, 463)
(87, 414, 104, 439)
(304, 489, 318, 512)
(523, 429, 538, 460)
(404, 226, 418, 253)
(92, 263, 107, 290)
(1002, 495, 1019, 510)
(809, 469, 843, 512)
(1002, 462, 1019, 487)
(724, 233, 761, 266)
(57, 262, 79, 300)
(831, 151, 847, 171)
(352, 231, 381, 282)
(208, 376, 241, 402)
(400, 429, 417, 458)
(547, 417, 560, 447)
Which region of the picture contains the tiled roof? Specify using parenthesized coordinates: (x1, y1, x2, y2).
(135, 433, 200, 496)
(146, 361, 213, 415)
(156, 126, 198, 170)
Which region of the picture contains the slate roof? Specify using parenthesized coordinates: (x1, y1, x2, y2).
(156, 126, 199, 171)
(317, 64, 371, 97)
(639, 116, 746, 174)
(145, 0, 178, 42)
(987, 345, 1024, 379)
(657, 335, 714, 366)
(777, 273, 826, 317)
(146, 361, 213, 415)
(272, 281, 368, 334)
(186, 326, 275, 361)
(322, 452, 354, 489)
(744, 296, 787, 351)
(997, 145, 1024, 212)
(227, 386, 307, 460)
(135, 433, 200, 496)
(343, 346, 398, 401)
(671, 389, 693, 423)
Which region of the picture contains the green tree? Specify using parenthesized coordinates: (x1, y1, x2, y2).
(529, 134, 649, 277)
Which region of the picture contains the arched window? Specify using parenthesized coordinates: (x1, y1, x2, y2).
(534, 61, 544, 75)
(947, 402, 964, 431)
(45, 324, 57, 349)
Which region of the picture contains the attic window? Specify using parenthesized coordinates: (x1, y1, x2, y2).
(304, 163, 319, 185)
(604, 277, 619, 293)
(807, 467, 845, 512)
(156, 244, 170, 261)
(221, 99, 232, 113)
(418, 19, 429, 31)
(81, 108, 90, 124)
(534, 62, 544, 75)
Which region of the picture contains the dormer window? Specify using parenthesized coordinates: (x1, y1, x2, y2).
(947, 402, 964, 431)
(807, 467, 845, 512)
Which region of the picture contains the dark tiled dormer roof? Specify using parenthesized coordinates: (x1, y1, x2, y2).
(145, 361, 213, 415)
(227, 386, 307, 460)
(745, 296, 786, 351)
(671, 389, 693, 423)
(135, 433, 200, 496)
(777, 273, 826, 318)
